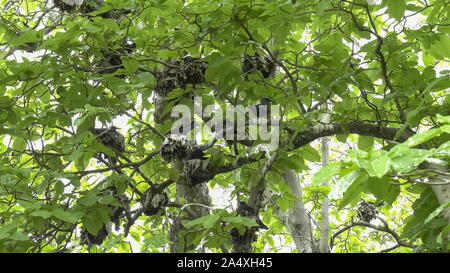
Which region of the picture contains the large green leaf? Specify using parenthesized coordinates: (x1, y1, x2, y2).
(366, 177, 400, 205)
(424, 201, 450, 225)
(51, 209, 79, 223)
(329, 168, 364, 200)
(312, 162, 342, 186)
(387, 0, 406, 22)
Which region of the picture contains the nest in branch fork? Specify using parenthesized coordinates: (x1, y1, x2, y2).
(357, 200, 378, 223)
(160, 134, 213, 186)
(79, 185, 129, 246)
(141, 188, 169, 217)
(80, 225, 110, 246)
(97, 42, 136, 75)
(159, 134, 194, 162)
(242, 53, 275, 79)
(155, 55, 208, 96)
(90, 126, 126, 164)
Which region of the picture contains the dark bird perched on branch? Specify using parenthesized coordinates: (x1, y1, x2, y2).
(90, 126, 125, 165)
(160, 134, 214, 186)
(237, 201, 268, 230)
(159, 134, 193, 162)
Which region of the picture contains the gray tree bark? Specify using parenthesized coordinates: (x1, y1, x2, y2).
(273, 169, 316, 253)
(429, 163, 450, 245)
(319, 136, 330, 253)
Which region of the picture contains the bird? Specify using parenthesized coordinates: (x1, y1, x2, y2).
(237, 201, 269, 230)
(90, 126, 125, 164)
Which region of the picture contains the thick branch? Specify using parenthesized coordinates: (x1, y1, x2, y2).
(290, 121, 415, 150)
(330, 219, 416, 251)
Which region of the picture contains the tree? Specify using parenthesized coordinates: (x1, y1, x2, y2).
(0, 0, 449, 253)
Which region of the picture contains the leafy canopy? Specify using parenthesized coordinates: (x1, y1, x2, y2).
(0, 0, 449, 253)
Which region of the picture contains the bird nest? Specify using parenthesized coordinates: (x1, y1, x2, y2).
(357, 200, 378, 223)
(80, 224, 110, 246)
(141, 188, 169, 217)
(242, 53, 275, 79)
(159, 134, 194, 162)
(155, 56, 208, 96)
(90, 126, 126, 164)
(96, 42, 136, 75)
(160, 134, 213, 186)
(80, 186, 129, 246)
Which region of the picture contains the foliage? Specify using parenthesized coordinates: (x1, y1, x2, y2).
(0, 0, 449, 253)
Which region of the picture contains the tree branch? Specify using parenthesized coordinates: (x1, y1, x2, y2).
(290, 121, 415, 150)
(330, 218, 416, 251)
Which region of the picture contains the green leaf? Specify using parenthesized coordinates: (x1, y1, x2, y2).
(329, 168, 364, 200)
(10, 30, 40, 47)
(312, 162, 342, 186)
(132, 72, 156, 86)
(13, 137, 27, 152)
(83, 214, 104, 236)
(436, 114, 450, 124)
(204, 53, 232, 81)
(78, 191, 100, 207)
(369, 154, 391, 178)
(224, 216, 259, 228)
(387, 0, 406, 22)
(437, 224, 450, 245)
(316, 0, 332, 13)
(354, 72, 375, 91)
(261, 208, 272, 225)
(55, 181, 65, 197)
(278, 197, 290, 212)
(51, 209, 79, 223)
(406, 128, 441, 147)
(300, 145, 321, 162)
(183, 215, 216, 229)
(203, 214, 220, 229)
(122, 57, 139, 73)
(338, 174, 367, 210)
(0, 224, 17, 240)
(366, 177, 400, 205)
(10, 232, 30, 241)
(424, 201, 450, 225)
(390, 155, 425, 174)
(99, 194, 116, 205)
(91, 203, 111, 224)
(358, 135, 374, 150)
(30, 210, 52, 219)
(336, 134, 348, 143)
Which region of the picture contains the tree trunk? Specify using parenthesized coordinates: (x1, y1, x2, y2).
(275, 169, 316, 253)
(429, 163, 450, 244)
(169, 177, 211, 252)
(319, 136, 330, 253)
